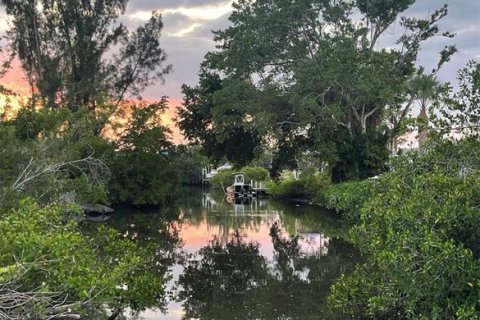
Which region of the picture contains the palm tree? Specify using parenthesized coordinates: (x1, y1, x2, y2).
(410, 74, 441, 115)
(409, 74, 441, 148)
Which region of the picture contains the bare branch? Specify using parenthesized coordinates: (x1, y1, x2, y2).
(11, 153, 110, 195)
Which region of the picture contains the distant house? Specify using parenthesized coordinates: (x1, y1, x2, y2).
(202, 163, 233, 181)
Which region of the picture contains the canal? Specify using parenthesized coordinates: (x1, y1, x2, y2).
(106, 189, 359, 320)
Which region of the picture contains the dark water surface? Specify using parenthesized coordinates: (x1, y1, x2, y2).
(107, 189, 359, 320)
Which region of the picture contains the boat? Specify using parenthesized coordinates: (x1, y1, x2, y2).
(226, 172, 255, 199)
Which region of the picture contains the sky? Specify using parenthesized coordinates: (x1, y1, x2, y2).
(2, 0, 478, 98)
(0, 0, 479, 142)
(121, 0, 479, 100)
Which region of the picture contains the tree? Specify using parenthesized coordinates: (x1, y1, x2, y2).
(0, 106, 114, 207)
(181, 0, 455, 181)
(1, 0, 171, 112)
(108, 100, 181, 206)
(386, 73, 444, 153)
(412, 74, 442, 115)
(434, 60, 480, 137)
(177, 70, 260, 167)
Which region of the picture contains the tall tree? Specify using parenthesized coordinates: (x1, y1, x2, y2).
(179, 0, 456, 180)
(1, 0, 171, 111)
(177, 70, 260, 167)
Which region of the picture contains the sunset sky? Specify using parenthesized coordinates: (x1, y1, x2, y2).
(0, 0, 479, 143)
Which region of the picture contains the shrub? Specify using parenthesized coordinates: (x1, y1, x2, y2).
(0, 108, 113, 208)
(210, 166, 270, 189)
(210, 168, 235, 189)
(316, 179, 375, 221)
(269, 178, 307, 199)
(327, 140, 480, 319)
(109, 152, 179, 206)
(270, 168, 331, 200)
(0, 199, 165, 316)
(242, 166, 270, 183)
(169, 146, 208, 185)
(107, 102, 182, 206)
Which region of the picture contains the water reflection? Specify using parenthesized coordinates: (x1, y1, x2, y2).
(177, 223, 357, 320)
(108, 190, 359, 320)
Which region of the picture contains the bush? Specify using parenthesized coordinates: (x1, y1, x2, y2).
(269, 178, 307, 199)
(109, 152, 179, 206)
(0, 108, 113, 208)
(210, 166, 270, 189)
(270, 168, 330, 199)
(107, 102, 183, 206)
(0, 199, 165, 316)
(169, 145, 208, 185)
(327, 140, 480, 319)
(316, 179, 375, 221)
(242, 166, 270, 183)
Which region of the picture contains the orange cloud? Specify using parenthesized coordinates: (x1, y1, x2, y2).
(104, 98, 185, 144)
(1, 60, 30, 96)
(164, 98, 186, 145)
(0, 62, 30, 117)
(0, 62, 186, 144)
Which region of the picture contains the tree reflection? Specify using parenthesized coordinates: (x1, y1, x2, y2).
(97, 210, 182, 315)
(178, 231, 269, 319)
(105, 211, 181, 272)
(177, 224, 359, 320)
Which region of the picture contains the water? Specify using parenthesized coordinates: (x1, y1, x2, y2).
(106, 190, 359, 320)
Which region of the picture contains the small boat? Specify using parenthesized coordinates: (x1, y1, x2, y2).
(226, 172, 255, 199)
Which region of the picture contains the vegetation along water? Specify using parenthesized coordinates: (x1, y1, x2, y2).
(0, 0, 479, 319)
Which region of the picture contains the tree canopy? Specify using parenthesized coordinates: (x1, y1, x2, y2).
(177, 0, 456, 180)
(1, 0, 171, 111)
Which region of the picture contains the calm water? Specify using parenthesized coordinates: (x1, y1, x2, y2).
(106, 189, 359, 320)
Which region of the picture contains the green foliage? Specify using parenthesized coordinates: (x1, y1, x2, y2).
(12, 106, 70, 140)
(433, 60, 480, 137)
(242, 166, 270, 182)
(326, 139, 480, 319)
(209, 166, 270, 189)
(0, 100, 184, 208)
(108, 101, 183, 206)
(209, 169, 235, 188)
(169, 145, 208, 185)
(0, 107, 113, 207)
(330, 130, 389, 181)
(0, 199, 164, 313)
(269, 178, 307, 199)
(109, 152, 178, 206)
(317, 179, 375, 221)
(177, 70, 260, 167)
(269, 168, 331, 200)
(63, 175, 110, 205)
(116, 101, 172, 153)
(189, 0, 455, 181)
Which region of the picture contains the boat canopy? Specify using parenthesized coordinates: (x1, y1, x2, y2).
(233, 172, 246, 185)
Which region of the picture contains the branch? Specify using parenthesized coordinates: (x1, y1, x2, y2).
(11, 153, 109, 193)
(391, 94, 416, 136)
(365, 105, 380, 118)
